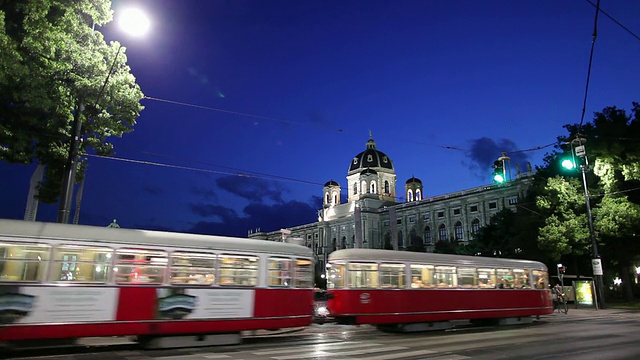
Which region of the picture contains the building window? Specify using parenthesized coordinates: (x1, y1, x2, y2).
(454, 221, 463, 241)
(416, 189, 422, 200)
(489, 201, 497, 209)
(438, 224, 446, 241)
(408, 215, 416, 223)
(470, 204, 478, 212)
(325, 193, 330, 204)
(384, 181, 390, 194)
(471, 219, 480, 235)
(453, 208, 461, 216)
(383, 220, 389, 227)
(422, 213, 430, 220)
(424, 226, 432, 244)
(370, 181, 377, 194)
(508, 196, 518, 205)
(353, 183, 357, 195)
(437, 211, 445, 219)
(397, 219, 402, 225)
(407, 189, 414, 202)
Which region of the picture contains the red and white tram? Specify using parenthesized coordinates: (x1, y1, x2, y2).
(326, 249, 553, 329)
(0, 219, 315, 347)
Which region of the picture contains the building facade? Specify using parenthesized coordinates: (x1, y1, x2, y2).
(248, 135, 534, 273)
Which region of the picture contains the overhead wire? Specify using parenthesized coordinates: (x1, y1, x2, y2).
(578, 0, 601, 130)
(585, 0, 640, 42)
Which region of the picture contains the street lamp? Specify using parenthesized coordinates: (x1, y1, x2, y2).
(57, 8, 150, 224)
(567, 136, 606, 309)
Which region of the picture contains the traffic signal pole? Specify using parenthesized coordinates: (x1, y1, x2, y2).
(572, 137, 605, 309)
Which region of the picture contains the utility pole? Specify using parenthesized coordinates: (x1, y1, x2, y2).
(57, 101, 84, 224)
(571, 136, 605, 309)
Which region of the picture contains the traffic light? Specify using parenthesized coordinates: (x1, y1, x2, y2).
(492, 160, 505, 184)
(559, 266, 566, 274)
(560, 155, 576, 170)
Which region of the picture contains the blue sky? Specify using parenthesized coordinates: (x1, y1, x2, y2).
(2, 0, 639, 236)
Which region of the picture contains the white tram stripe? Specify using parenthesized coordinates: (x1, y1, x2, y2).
(363, 349, 439, 360)
(253, 341, 378, 355)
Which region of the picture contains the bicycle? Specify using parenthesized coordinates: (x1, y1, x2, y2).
(553, 290, 569, 314)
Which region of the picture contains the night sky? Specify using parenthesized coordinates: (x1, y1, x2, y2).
(2, 0, 639, 237)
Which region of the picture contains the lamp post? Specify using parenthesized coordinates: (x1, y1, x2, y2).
(570, 137, 605, 309)
(57, 8, 150, 223)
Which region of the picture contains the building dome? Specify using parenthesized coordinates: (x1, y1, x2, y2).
(405, 176, 422, 184)
(324, 180, 340, 187)
(360, 168, 378, 176)
(349, 137, 394, 172)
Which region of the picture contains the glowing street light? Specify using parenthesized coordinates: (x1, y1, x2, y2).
(118, 8, 151, 37)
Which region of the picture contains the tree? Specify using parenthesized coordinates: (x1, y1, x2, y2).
(594, 196, 640, 302)
(434, 240, 457, 254)
(536, 176, 591, 260)
(0, 0, 144, 203)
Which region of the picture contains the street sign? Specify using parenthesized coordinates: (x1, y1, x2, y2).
(592, 258, 603, 276)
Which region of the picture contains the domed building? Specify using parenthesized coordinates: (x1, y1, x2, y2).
(248, 133, 535, 274)
(346, 134, 396, 203)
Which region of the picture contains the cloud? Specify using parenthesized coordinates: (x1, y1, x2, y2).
(187, 196, 323, 237)
(464, 137, 530, 180)
(216, 176, 287, 203)
(187, 175, 323, 237)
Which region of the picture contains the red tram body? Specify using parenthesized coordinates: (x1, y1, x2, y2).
(0, 220, 315, 345)
(326, 249, 553, 326)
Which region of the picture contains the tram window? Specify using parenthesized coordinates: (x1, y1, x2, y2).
(496, 269, 515, 289)
(410, 264, 434, 288)
(50, 246, 113, 282)
(114, 249, 167, 284)
(532, 270, 549, 289)
(513, 269, 530, 289)
(379, 264, 405, 288)
(0, 242, 50, 282)
(218, 254, 258, 286)
(327, 263, 345, 289)
(434, 266, 456, 288)
(169, 252, 216, 285)
(294, 258, 314, 288)
(477, 268, 497, 288)
(457, 267, 477, 288)
(268, 257, 292, 287)
(347, 263, 378, 288)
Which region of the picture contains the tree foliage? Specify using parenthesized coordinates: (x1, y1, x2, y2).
(0, 0, 144, 203)
(536, 176, 591, 259)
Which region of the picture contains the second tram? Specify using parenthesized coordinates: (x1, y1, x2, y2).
(326, 249, 553, 329)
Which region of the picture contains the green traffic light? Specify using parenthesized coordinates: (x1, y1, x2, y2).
(561, 159, 575, 170)
(493, 173, 505, 183)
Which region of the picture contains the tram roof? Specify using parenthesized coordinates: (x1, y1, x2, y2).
(0, 219, 313, 257)
(328, 249, 548, 270)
